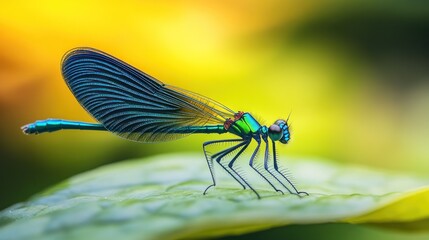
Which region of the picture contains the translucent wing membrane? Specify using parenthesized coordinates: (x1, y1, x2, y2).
(62, 48, 235, 142)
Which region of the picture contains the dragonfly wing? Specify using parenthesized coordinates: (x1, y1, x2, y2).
(62, 48, 235, 142)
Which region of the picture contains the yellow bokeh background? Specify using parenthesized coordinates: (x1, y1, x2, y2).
(1, 0, 429, 219)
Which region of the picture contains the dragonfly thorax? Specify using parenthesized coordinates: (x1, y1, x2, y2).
(224, 112, 261, 137)
(224, 113, 291, 144)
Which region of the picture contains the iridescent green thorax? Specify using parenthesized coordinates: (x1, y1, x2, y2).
(224, 112, 261, 136)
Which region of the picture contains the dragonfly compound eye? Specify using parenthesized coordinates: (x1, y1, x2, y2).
(274, 119, 286, 127)
(268, 124, 283, 141)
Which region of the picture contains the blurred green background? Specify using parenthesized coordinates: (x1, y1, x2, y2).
(1, 0, 429, 238)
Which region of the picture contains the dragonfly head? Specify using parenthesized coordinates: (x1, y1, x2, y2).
(268, 119, 290, 144)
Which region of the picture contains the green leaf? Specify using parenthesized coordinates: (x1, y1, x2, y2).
(1, 154, 428, 240)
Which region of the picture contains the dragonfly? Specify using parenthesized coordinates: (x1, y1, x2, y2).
(22, 48, 307, 198)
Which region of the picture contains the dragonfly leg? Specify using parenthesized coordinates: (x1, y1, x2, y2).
(248, 136, 280, 196)
(202, 139, 243, 195)
(226, 140, 261, 198)
(260, 136, 290, 194)
(210, 140, 250, 190)
(272, 140, 309, 196)
(260, 136, 285, 194)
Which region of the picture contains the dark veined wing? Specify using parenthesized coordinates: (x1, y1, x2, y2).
(62, 48, 235, 142)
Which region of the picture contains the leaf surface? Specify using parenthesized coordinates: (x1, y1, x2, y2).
(1, 154, 428, 240)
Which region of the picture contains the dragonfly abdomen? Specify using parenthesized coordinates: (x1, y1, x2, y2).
(22, 119, 106, 135)
(174, 125, 226, 134)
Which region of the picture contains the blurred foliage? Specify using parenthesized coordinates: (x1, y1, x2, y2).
(1, 154, 429, 240)
(285, 1, 429, 88)
(222, 223, 429, 240)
